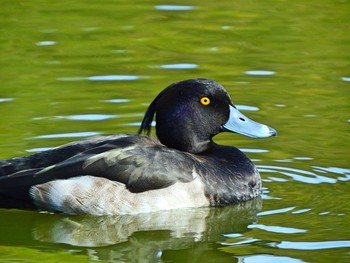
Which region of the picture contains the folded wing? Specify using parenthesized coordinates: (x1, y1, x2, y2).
(0, 135, 200, 206)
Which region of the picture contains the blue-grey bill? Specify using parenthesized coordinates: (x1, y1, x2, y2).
(221, 105, 277, 138)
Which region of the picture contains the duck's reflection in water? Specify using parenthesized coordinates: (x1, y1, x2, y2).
(33, 198, 261, 249)
(32, 198, 262, 262)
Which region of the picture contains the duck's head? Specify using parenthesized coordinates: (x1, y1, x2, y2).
(138, 79, 276, 153)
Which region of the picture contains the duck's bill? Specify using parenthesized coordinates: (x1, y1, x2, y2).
(221, 105, 277, 138)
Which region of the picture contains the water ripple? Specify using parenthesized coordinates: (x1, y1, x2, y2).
(236, 254, 306, 263)
(154, 5, 195, 11)
(293, 156, 313, 160)
(313, 166, 350, 182)
(34, 131, 99, 139)
(58, 75, 143, 81)
(248, 224, 307, 234)
(236, 105, 260, 111)
(291, 208, 312, 214)
(0, 98, 14, 103)
(258, 165, 338, 184)
(221, 238, 259, 246)
(87, 75, 141, 81)
(269, 240, 350, 250)
(313, 166, 350, 176)
(59, 114, 116, 121)
(244, 70, 276, 76)
(241, 148, 269, 153)
(34, 113, 140, 121)
(26, 147, 53, 153)
(36, 41, 57, 46)
(103, 99, 130, 103)
(258, 206, 296, 216)
(275, 104, 286, 107)
(160, 63, 198, 69)
(127, 121, 156, 127)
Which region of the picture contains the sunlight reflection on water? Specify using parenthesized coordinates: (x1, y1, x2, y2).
(36, 41, 57, 46)
(59, 114, 116, 121)
(241, 148, 269, 153)
(236, 105, 260, 111)
(154, 5, 195, 11)
(270, 240, 350, 250)
(0, 98, 14, 103)
(127, 121, 156, 127)
(159, 63, 198, 69)
(57, 75, 144, 81)
(258, 165, 345, 184)
(103, 99, 130, 103)
(34, 131, 99, 139)
(237, 255, 306, 263)
(26, 147, 53, 153)
(244, 70, 276, 76)
(248, 224, 307, 234)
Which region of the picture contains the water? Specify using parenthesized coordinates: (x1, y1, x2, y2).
(1, 0, 349, 262)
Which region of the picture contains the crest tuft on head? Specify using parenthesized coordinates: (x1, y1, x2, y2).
(138, 98, 157, 136)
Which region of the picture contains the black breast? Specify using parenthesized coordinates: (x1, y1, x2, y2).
(196, 145, 261, 206)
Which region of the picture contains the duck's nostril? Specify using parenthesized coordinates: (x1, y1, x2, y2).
(239, 117, 245, 122)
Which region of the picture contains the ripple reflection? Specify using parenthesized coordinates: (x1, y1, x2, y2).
(160, 63, 198, 69)
(57, 75, 144, 81)
(154, 5, 195, 11)
(244, 70, 276, 76)
(60, 114, 116, 121)
(258, 165, 341, 184)
(34, 131, 99, 139)
(0, 98, 14, 103)
(248, 224, 307, 234)
(269, 240, 350, 250)
(36, 41, 57, 46)
(236, 105, 259, 111)
(236, 255, 306, 263)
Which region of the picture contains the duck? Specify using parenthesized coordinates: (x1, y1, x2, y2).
(0, 78, 276, 215)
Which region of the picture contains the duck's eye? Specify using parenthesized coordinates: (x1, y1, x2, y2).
(200, 97, 211, 106)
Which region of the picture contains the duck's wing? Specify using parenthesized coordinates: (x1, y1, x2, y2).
(79, 140, 199, 192)
(0, 135, 134, 204)
(0, 135, 200, 196)
(34, 138, 198, 193)
(0, 134, 131, 176)
(0, 143, 124, 191)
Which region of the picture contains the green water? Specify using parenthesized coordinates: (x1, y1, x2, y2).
(1, 0, 349, 262)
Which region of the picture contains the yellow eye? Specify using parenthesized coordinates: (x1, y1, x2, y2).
(200, 97, 211, 106)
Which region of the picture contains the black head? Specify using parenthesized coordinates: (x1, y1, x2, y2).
(138, 78, 276, 153)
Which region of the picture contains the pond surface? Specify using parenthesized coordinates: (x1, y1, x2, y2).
(0, 0, 349, 262)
